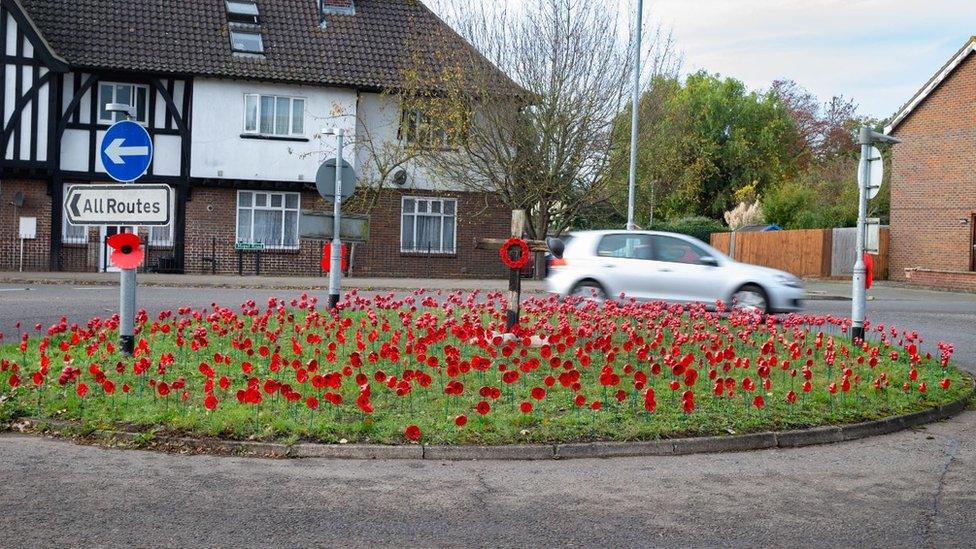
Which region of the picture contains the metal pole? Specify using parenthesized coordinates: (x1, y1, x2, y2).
(120, 267, 136, 355)
(328, 128, 344, 310)
(851, 125, 871, 342)
(626, 0, 642, 231)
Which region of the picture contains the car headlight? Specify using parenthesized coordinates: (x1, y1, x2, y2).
(775, 274, 802, 288)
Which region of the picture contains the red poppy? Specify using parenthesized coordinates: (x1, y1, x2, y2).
(520, 401, 533, 413)
(404, 424, 421, 441)
(76, 382, 89, 398)
(8, 374, 19, 389)
(530, 387, 546, 400)
(786, 390, 797, 404)
(306, 396, 319, 410)
(204, 394, 219, 411)
(940, 378, 951, 390)
(918, 382, 927, 393)
(753, 395, 765, 409)
(476, 400, 491, 415)
(590, 400, 602, 411)
(106, 232, 144, 270)
(455, 414, 468, 427)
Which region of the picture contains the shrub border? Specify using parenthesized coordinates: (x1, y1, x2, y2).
(7, 375, 972, 461)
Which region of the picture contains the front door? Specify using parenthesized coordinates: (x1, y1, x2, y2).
(100, 225, 136, 272)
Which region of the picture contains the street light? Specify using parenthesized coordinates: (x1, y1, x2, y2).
(851, 125, 900, 343)
(626, 0, 643, 231)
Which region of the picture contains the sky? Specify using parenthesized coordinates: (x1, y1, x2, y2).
(430, 0, 976, 120)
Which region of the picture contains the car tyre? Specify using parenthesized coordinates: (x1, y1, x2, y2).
(570, 280, 607, 301)
(732, 284, 769, 314)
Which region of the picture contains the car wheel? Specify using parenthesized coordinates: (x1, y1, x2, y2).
(570, 280, 607, 301)
(732, 284, 768, 314)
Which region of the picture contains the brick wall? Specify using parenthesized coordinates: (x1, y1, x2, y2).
(889, 53, 976, 281)
(0, 179, 52, 271)
(182, 186, 509, 279)
(352, 188, 508, 279)
(904, 268, 976, 293)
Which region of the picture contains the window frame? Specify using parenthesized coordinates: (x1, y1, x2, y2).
(242, 93, 306, 137)
(226, 0, 260, 24)
(398, 108, 466, 150)
(230, 28, 265, 54)
(400, 196, 458, 254)
(235, 190, 301, 250)
(97, 82, 150, 125)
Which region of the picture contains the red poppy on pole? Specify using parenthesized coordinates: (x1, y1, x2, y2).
(107, 232, 144, 269)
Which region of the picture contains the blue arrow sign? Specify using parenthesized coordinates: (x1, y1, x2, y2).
(100, 120, 154, 182)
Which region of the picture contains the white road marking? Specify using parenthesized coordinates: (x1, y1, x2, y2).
(0, 288, 29, 292)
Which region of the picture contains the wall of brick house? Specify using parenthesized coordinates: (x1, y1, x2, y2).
(0, 179, 52, 272)
(181, 186, 510, 279)
(904, 268, 976, 293)
(352, 188, 509, 279)
(889, 53, 976, 280)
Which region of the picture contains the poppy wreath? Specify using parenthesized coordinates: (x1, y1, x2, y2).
(499, 237, 530, 270)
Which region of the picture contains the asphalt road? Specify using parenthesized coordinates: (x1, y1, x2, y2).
(0, 282, 974, 547)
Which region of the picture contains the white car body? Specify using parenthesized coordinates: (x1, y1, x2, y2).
(545, 230, 805, 313)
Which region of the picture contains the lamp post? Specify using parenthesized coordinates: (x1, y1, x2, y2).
(851, 125, 900, 343)
(626, 0, 643, 231)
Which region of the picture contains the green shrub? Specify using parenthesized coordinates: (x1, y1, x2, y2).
(651, 216, 727, 242)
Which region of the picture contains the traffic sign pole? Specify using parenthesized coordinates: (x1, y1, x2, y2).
(120, 267, 136, 355)
(851, 125, 901, 343)
(328, 128, 345, 310)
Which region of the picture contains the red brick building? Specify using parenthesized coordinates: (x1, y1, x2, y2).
(887, 37, 976, 291)
(0, 0, 511, 279)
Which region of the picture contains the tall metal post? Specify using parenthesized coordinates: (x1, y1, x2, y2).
(851, 126, 871, 342)
(120, 267, 136, 354)
(626, 0, 643, 231)
(327, 128, 344, 310)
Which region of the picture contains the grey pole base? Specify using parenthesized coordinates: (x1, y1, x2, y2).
(119, 335, 134, 356)
(328, 293, 339, 310)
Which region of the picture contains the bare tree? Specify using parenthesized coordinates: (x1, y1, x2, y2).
(417, 0, 680, 241)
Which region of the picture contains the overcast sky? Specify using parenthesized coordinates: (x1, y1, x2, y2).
(430, 0, 976, 119)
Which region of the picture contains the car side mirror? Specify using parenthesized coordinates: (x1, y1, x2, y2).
(700, 256, 719, 267)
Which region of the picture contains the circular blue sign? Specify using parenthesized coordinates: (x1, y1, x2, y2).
(100, 120, 154, 182)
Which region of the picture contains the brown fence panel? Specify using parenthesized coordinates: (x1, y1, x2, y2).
(710, 229, 833, 278)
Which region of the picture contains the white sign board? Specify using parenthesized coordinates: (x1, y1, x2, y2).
(65, 184, 172, 226)
(18, 217, 36, 239)
(858, 146, 883, 200)
(865, 218, 880, 255)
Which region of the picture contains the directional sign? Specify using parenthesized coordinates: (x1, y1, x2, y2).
(65, 184, 172, 226)
(857, 145, 883, 200)
(100, 120, 154, 182)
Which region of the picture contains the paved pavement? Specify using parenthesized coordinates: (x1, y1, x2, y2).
(0, 277, 974, 547)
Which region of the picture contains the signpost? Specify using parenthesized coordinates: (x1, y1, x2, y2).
(852, 126, 899, 343)
(96, 116, 157, 355)
(317, 128, 358, 310)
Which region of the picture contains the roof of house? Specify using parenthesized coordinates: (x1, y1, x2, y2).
(885, 36, 976, 134)
(15, 0, 517, 92)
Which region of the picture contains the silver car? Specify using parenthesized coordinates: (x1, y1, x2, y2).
(545, 230, 805, 313)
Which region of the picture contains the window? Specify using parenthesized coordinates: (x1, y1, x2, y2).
(98, 83, 149, 124)
(230, 29, 264, 54)
(401, 197, 457, 254)
(236, 191, 300, 249)
(399, 109, 466, 149)
(243, 94, 305, 136)
(226, 0, 259, 23)
(148, 224, 173, 247)
(652, 235, 708, 264)
(596, 234, 653, 260)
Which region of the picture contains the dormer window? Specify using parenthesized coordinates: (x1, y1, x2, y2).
(226, 0, 260, 24)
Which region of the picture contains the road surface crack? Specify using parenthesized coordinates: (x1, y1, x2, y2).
(924, 436, 960, 548)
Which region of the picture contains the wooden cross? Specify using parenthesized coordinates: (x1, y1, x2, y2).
(475, 210, 549, 332)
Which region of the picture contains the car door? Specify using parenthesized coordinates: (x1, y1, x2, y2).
(593, 233, 655, 299)
(648, 235, 725, 304)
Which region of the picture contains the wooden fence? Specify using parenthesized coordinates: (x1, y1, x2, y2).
(710, 228, 889, 279)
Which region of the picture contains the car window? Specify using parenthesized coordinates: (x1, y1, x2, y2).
(596, 234, 653, 260)
(652, 235, 709, 264)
